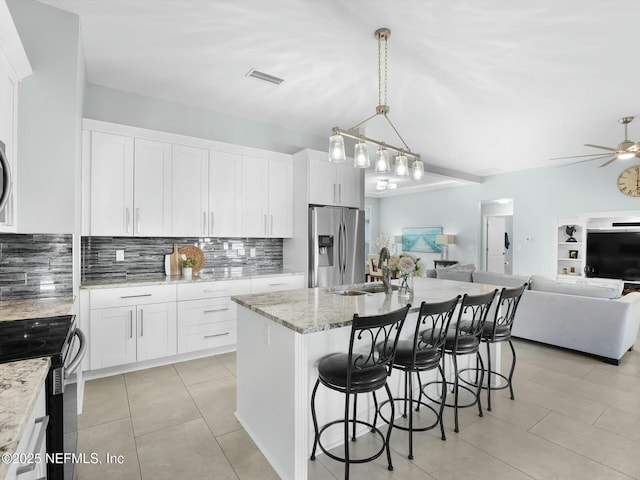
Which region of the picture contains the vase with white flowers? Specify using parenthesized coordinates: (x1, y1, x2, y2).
(388, 253, 422, 298)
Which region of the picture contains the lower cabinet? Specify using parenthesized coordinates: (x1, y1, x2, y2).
(90, 302, 177, 369)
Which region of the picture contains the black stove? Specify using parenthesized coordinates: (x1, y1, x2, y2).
(0, 315, 75, 365)
(0, 314, 85, 480)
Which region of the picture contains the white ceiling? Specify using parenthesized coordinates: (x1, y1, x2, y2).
(39, 0, 640, 195)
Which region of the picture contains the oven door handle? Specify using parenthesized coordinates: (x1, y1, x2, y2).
(64, 328, 87, 379)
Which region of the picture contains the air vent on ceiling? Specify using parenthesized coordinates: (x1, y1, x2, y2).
(246, 69, 284, 85)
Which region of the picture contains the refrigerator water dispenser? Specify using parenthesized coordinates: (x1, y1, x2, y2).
(317, 235, 333, 266)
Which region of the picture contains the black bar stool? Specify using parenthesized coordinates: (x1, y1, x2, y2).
(377, 296, 460, 459)
(423, 290, 497, 433)
(310, 305, 410, 480)
(459, 284, 527, 411)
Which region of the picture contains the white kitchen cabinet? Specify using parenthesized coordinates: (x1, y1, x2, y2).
(89, 134, 172, 236)
(90, 132, 134, 236)
(250, 274, 304, 294)
(88, 285, 177, 370)
(241, 156, 293, 237)
(308, 156, 363, 208)
(171, 144, 208, 236)
(133, 139, 172, 236)
(176, 279, 250, 354)
(209, 151, 242, 237)
(6, 380, 47, 480)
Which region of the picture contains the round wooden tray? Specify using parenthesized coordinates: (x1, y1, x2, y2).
(178, 245, 205, 273)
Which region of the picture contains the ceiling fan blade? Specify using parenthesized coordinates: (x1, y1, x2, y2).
(549, 152, 618, 160)
(555, 155, 613, 167)
(584, 144, 618, 152)
(598, 156, 619, 168)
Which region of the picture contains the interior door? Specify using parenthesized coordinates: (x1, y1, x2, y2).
(486, 216, 506, 273)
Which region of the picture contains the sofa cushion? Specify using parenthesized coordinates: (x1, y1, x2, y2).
(472, 270, 530, 288)
(529, 275, 622, 299)
(424, 269, 437, 278)
(436, 263, 475, 282)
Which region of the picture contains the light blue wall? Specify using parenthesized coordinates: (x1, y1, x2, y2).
(8, 0, 83, 233)
(379, 162, 640, 277)
(84, 83, 327, 155)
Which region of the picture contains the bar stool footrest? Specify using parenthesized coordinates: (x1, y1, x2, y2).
(458, 367, 511, 391)
(423, 380, 480, 409)
(314, 418, 387, 464)
(377, 398, 440, 432)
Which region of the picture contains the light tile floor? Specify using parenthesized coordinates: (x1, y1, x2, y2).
(77, 334, 640, 480)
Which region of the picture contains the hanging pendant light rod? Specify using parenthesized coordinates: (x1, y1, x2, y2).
(331, 126, 421, 160)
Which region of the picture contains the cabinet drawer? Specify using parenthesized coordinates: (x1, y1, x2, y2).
(178, 297, 236, 327)
(177, 279, 251, 301)
(251, 275, 304, 294)
(90, 284, 176, 309)
(178, 322, 236, 354)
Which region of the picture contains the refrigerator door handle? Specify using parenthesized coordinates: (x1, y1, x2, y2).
(340, 220, 346, 275)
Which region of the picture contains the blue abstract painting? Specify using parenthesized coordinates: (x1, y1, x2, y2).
(402, 227, 443, 253)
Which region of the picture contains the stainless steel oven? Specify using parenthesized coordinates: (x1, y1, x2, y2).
(0, 140, 12, 217)
(0, 315, 86, 480)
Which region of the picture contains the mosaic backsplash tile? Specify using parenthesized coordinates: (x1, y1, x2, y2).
(0, 234, 73, 301)
(81, 236, 283, 281)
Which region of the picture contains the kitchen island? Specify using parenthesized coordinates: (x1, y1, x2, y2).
(231, 277, 502, 480)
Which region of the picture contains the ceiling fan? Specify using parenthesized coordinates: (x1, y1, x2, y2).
(551, 116, 640, 167)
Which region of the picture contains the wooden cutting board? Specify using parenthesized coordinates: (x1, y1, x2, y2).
(168, 243, 182, 276)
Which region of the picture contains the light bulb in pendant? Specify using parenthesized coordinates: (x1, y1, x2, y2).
(328, 134, 346, 163)
(395, 154, 409, 177)
(354, 142, 370, 168)
(375, 148, 390, 173)
(411, 158, 424, 180)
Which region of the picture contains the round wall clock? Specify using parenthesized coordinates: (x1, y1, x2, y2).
(618, 166, 640, 197)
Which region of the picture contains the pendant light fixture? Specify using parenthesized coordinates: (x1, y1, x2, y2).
(329, 27, 423, 180)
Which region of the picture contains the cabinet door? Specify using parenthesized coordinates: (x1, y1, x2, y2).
(136, 302, 177, 362)
(89, 306, 136, 369)
(209, 151, 242, 237)
(308, 158, 337, 206)
(336, 164, 363, 208)
(172, 144, 208, 236)
(134, 139, 172, 236)
(241, 155, 269, 237)
(90, 132, 134, 236)
(268, 159, 293, 237)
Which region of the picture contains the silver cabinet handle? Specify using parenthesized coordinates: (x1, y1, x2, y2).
(15, 415, 49, 476)
(333, 184, 336, 204)
(270, 214, 274, 236)
(125, 207, 131, 233)
(139, 309, 144, 337)
(129, 310, 133, 338)
(120, 294, 152, 299)
(203, 307, 229, 314)
(204, 332, 229, 339)
(203, 288, 227, 294)
(264, 214, 267, 236)
(135, 207, 140, 234)
(203, 211, 207, 235)
(268, 283, 286, 287)
(338, 184, 342, 204)
(210, 212, 214, 234)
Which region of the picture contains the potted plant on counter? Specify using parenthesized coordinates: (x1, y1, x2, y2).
(182, 257, 197, 278)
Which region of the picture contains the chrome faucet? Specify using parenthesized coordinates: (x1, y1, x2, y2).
(378, 247, 393, 294)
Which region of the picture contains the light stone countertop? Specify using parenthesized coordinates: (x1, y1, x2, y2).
(0, 297, 75, 323)
(0, 357, 50, 479)
(80, 268, 303, 289)
(231, 276, 502, 334)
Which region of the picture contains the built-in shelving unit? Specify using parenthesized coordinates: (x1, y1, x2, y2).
(556, 218, 586, 280)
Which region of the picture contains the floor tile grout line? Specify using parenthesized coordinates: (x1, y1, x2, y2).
(123, 375, 144, 480)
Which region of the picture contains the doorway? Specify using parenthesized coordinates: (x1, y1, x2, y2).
(480, 200, 513, 274)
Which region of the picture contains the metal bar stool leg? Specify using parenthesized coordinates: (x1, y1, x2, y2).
(384, 382, 395, 471)
(486, 341, 492, 411)
(403, 371, 409, 417)
(437, 362, 447, 440)
(476, 352, 485, 418)
(408, 369, 414, 460)
(508, 339, 517, 400)
(453, 354, 460, 433)
(352, 394, 357, 441)
(344, 392, 351, 480)
(372, 391, 379, 432)
(310, 378, 321, 461)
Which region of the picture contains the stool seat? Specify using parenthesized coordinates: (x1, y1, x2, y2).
(460, 320, 511, 341)
(444, 328, 480, 354)
(393, 339, 441, 369)
(318, 353, 388, 392)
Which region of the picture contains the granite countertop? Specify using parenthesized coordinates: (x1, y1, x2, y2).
(80, 268, 303, 289)
(0, 297, 75, 323)
(0, 357, 50, 479)
(231, 277, 502, 334)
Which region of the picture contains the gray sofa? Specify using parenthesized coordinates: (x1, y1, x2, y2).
(425, 266, 640, 364)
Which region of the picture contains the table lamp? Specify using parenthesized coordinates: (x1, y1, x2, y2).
(435, 234, 456, 260)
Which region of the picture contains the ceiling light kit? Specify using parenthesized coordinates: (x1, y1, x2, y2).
(328, 28, 425, 181)
(551, 116, 640, 167)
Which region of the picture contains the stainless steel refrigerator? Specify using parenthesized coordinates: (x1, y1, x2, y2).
(309, 205, 365, 288)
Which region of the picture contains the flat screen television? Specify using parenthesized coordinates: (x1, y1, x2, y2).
(586, 231, 640, 281)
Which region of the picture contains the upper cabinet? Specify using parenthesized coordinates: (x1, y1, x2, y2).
(240, 155, 293, 238)
(90, 133, 171, 236)
(0, 4, 32, 232)
(83, 120, 293, 238)
(306, 153, 363, 209)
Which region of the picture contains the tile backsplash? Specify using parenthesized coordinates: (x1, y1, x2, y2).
(0, 234, 73, 301)
(81, 236, 283, 281)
